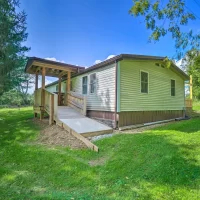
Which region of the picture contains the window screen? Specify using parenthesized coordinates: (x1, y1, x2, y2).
(141, 71, 148, 93)
(171, 79, 175, 96)
(82, 76, 88, 94)
(90, 73, 96, 94)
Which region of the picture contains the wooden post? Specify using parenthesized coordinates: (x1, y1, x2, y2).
(190, 75, 192, 100)
(42, 67, 46, 89)
(34, 73, 39, 118)
(83, 95, 87, 116)
(35, 73, 38, 91)
(67, 71, 71, 105)
(65, 80, 68, 106)
(49, 94, 54, 125)
(58, 76, 61, 106)
(40, 67, 46, 120)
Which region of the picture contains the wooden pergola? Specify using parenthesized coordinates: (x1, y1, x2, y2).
(25, 57, 85, 119)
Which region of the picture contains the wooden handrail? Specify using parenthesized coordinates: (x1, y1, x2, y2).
(67, 91, 87, 115)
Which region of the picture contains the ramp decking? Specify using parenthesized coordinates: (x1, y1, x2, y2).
(57, 106, 113, 137)
(54, 106, 113, 151)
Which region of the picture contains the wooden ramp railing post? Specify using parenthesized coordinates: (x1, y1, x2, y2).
(83, 95, 87, 116)
(49, 94, 54, 125)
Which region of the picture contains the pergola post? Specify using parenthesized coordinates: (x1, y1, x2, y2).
(34, 73, 39, 118)
(35, 73, 38, 91)
(66, 71, 71, 105)
(40, 67, 46, 120)
(190, 75, 192, 100)
(58, 76, 61, 106)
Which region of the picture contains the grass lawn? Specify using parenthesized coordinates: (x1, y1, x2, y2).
(1, 107, 200, 199)
(193, 101, 200, 111)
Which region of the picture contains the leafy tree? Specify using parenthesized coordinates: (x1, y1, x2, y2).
(130, 0, 200, 99)
(129, 0, 199, 56)
(16, 66, 35, 104)
(180, 49, 200, 99)
(0, 0, 29, 94)
(0, 89, 33, 106)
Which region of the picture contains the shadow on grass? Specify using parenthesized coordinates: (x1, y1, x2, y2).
(154, 118, 200, 133)
(1, 108, 200, 199)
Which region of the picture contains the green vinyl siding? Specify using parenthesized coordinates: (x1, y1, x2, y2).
(119, 59, 185, 111)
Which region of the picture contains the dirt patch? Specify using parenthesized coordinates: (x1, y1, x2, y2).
(88, 156, 110, 166)
(32, 119, 87, 149)
(32, 118, 49, 129)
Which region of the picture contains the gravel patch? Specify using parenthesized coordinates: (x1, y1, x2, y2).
(89, 133, 114, 142)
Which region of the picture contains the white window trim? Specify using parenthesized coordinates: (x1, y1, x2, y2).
(140, 70, 149, 94)
(82, 76, 88, 95)
(89, 73, 97, 95)
(171, 79, 176, 97)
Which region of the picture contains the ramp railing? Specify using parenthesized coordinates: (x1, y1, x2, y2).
(34, 88, 42, 107)
(67, 91, 87, 115)
(44, 89, 58, 124)
(185, 99, 192, 108)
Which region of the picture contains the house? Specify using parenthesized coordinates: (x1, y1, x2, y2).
(26, 54, 190, 129)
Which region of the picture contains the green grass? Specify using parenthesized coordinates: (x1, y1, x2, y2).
(1, 107, 200, 199)
(193, 101, 200, 111)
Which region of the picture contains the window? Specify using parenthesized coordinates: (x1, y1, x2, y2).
(90, 73, 96, 94)
(56, 85, 58, 92)
(82, 76, 88, 94)
(171, 79, 175, 96)
(141, 71, 148, 93)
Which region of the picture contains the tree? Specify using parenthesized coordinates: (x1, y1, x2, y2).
(0, 0, 29, 94)
(0, 89, 34, 106)
(16, 66, 35, 104)
(129, 0, 200, 57)
(180, 49, 200, 99)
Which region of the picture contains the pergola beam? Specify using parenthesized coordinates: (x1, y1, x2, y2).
(33, 61, 77, 73)
(59, 71, 68, 77)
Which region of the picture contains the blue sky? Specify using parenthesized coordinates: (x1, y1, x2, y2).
(21, 0, 199, 92)
(20, 0, 199, 67)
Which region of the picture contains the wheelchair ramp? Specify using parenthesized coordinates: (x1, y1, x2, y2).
(57, 106, 113, 137)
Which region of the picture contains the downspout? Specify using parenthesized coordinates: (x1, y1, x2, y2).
(114, 60, 118, 129)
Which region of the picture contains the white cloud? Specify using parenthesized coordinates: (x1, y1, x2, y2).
(175, 58, 188, 72)
(45, 57, 65, 63)
(106, 55, 116, 60)
(185, 86, 190, 95)
(93, 54, 116, 65)
(94, 60, 102, 64)
(175, 59, 183, 68)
